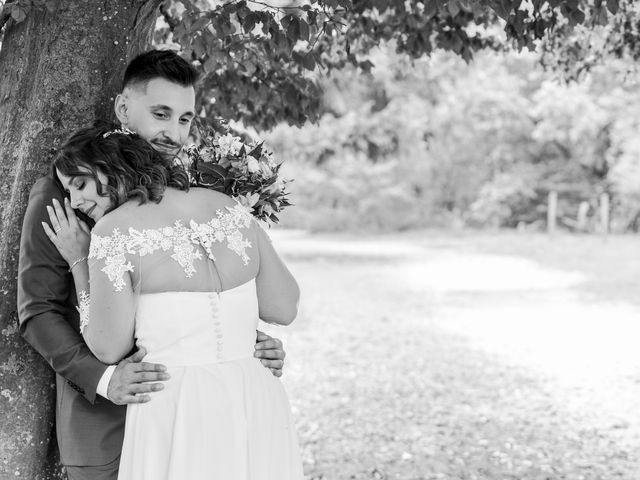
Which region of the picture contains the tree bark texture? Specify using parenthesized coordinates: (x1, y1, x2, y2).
(0, 1, 161, 477)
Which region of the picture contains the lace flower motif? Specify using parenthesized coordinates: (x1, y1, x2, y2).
(77, 290, 90, 334)
(89, 204, 254, 290)
(89, 228, 134, 292)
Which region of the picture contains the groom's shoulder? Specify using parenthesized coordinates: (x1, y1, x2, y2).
(28, 174, 63, 203)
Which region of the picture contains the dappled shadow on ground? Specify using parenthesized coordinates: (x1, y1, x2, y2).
(261, 230, 640, 480)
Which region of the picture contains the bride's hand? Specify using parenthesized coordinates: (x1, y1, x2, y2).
(42, 197, 91, 266)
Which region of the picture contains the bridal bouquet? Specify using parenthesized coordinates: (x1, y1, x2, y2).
(183, 125, 291, 224)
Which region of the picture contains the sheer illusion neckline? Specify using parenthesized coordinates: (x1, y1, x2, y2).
(89, 204, 254, 292)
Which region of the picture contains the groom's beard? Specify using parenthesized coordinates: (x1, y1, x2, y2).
(151, 138, 181, 157)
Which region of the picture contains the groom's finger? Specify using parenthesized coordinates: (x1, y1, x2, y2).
(134, 371, 170, 383)
(259, 358, 284, 369)
(133, 362, 168, 373)
(121, 394, 151, 404)
(254, 348, 285, 359)
(255, 337, 283, 351)
(255, 330, 271, 342)
(128, 383, 165, 394)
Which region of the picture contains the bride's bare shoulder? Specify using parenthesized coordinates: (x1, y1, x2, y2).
(92, 187, 242, 236)
(188, 187, 236, 207)
(91, 201, 139, 236)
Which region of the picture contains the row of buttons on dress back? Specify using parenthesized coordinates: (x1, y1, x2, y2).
(209, 292, 224, 361)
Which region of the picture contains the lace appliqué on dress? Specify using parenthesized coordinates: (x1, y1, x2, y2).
(77, 290, 90, 334)
(89, 204, 253, 291)
(89, 229, 135, 292)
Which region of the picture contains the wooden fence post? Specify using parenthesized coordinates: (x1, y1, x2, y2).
(600, 193, 610, 235)
(547, 191, 558, 234)
(577, 201, 589, 232)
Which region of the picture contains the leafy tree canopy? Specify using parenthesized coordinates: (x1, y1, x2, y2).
(0, 0, 631, 130)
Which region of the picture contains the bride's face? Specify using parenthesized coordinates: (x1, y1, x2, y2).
(56, 167, 113, 221)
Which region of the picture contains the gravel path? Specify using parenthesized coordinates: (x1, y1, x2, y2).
(260, 231, 640, 480)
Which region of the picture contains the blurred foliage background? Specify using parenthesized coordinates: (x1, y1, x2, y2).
(5, 0, 640, 234)
(264, 45, 640, 233)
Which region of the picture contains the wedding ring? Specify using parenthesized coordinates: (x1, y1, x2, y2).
(54, 227, 61, 234)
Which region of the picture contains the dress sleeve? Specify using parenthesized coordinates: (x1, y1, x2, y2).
(17, 177, 108, 404)
(81, 227, 137, 365)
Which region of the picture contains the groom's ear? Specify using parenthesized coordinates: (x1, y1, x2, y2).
(114, 93, 128, 124)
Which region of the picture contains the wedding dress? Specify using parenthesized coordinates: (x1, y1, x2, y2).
(83, 199, 303, 480)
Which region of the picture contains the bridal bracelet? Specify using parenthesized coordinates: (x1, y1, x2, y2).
(69, 256, 88, 272)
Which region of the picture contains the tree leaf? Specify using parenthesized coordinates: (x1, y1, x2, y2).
(302, 53, 316, 70)
(243, 12, 257, 33)
(299, 18, 310, 42)
(425, 1, 438, 18)
(448, 0, 461, 17)
(287, 16, 300, 42)
(203, 57, 217, 74)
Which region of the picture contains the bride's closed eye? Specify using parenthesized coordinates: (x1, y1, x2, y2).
(64, 180, 85, 196)
(72, 180, 86, 191)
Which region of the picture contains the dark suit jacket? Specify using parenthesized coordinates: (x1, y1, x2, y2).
(17, 173, 125, 466)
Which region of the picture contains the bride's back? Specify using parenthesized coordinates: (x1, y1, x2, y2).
(92, 187, 260, 296)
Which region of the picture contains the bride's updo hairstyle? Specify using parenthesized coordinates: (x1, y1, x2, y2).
(54, 122, 190, 211)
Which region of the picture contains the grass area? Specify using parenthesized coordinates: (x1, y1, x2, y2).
(264, 230, 640, 480)
(402, 230, 640, 306)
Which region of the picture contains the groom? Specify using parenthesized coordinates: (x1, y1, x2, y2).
(17, 50, 287, 480)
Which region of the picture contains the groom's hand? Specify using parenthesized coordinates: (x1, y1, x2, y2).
(107, 347, 170, 405)
(254, 331, 285, 378)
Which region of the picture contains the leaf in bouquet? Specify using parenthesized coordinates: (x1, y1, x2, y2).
(263, 176, 277, 187)
(196, 162, 229, 180)
(223, 177, 237, 195)
(248, 142, 264, 159)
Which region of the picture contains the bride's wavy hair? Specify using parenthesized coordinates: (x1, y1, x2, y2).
(54, 122, 189, 213)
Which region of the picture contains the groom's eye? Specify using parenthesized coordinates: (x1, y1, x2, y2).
(154, 112, 168, 119)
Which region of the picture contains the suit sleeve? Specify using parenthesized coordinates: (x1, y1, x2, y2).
(17, 177, 108, 404)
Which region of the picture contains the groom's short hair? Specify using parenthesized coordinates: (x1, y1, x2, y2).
(122, 49, 199, 91)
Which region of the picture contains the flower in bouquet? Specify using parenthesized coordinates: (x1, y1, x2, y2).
(184, 126, 291, 224)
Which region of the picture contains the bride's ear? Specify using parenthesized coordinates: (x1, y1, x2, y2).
(114, 94, 128, 125)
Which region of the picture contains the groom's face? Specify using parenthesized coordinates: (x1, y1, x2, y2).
(117, 77, 196, 157)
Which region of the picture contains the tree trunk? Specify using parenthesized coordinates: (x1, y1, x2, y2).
(0, 1, 161, 477)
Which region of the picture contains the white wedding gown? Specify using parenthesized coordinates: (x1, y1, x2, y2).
(117, 282, 303, 480)
(82, 195, 303, 480)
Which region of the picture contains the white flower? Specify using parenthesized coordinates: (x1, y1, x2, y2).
(237, 192, 260, 208)
(231, 159, 247, 173)
(200, 146, 216, 163)
(262, 204, 275, 216)
(246, 157, 260, 174)
(260, 162, 273, 177)
(266, 178, 284, 194)
(217, 133, 244, 157)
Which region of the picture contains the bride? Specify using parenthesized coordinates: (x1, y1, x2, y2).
(42, 125, 303, 479)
